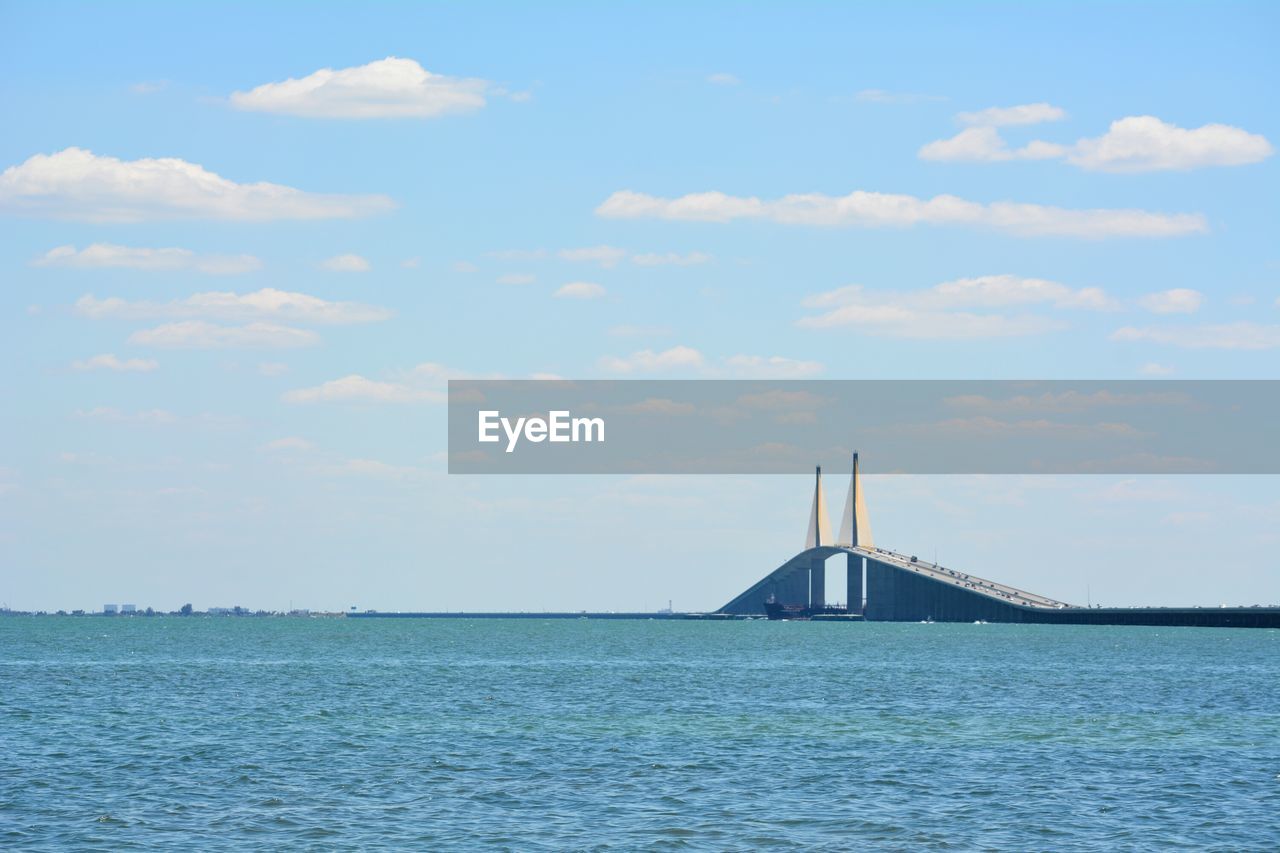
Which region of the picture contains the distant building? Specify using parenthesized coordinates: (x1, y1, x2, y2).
(121, 604, 137, 614)
(103, 604, 118, 615)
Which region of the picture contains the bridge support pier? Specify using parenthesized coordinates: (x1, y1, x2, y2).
(809, 557, 825, 608)
(847, 553, 863, 614)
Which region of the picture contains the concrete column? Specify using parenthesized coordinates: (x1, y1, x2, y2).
(809, 557, 825, 608)
(847, 553, 863, 614)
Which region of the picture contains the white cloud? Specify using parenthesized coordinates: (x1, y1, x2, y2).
(1100, 479, 1187, 503)
(258, 361, 290, 376)
(600, 345, 706, 374)
(230, 57, 487, 119)
(128, 322, 319, 349)
(452, 260, 478, 273)
(1138, 288, 1203, 315)
(33, 243, 261, 274)
(596, 188, 1204, 238)
(75, 288, 390, 325)
(400, 257, 420, 269)
(919, 127, 1066, 162)
(1068, 116, 1273, 172)
(76, 407, 177, 425)
(890, 416, 1145, 441)
(488, 248, 548, 261)
(71, 354, 158, 372)
(707, 73, 740, 86)
(631, 251, 712, 266)
(1139, 362, 1175, 376)
(957, 103, 1067, 126)
(798, 275, 1115, 339)
(557, 245, 627, 268)
(854, 89, 943, 104)
(263, 436, 316, 452)
(1111, 322, 1280, 350)
(336, 458, 422, 479)
(319, 253, 371, 272)
(282, 361, 477, 405)
(130, 81, 168, 95)
(923, 114, 1272, 173)
(406, 362, 476, 383)
(283, 374, 443, 404)
(944, 390, 1191, 412)
(609, 324, 673, 337)
(922, 275, 1117, 310)
(497, 273, 535, 285)
(801, 307, 1062, 339)
(735, 390, 830, 411)
(494, 87, 534, 104)
(599, 347, 817, 378)
(620, 398, 698, 415)
(724, 354, 824, 378)
(555, 281, 606, 299)
(0, 148, 394, 222)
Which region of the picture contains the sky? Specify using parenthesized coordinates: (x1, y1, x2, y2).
(1, 1, 1278, 612)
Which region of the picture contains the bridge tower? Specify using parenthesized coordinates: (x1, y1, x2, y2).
(803, 466, 832, 606)
(804, 465, 833, 549)
(838, 452, 873, 613)
(837, 451, 873, 549)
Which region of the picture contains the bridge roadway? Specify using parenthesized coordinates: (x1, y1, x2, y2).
(851, 546, 1072, 610)
(718, 544, 1073, 614)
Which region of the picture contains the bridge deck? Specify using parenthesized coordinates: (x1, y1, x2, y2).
(851, 547, 1073, 610)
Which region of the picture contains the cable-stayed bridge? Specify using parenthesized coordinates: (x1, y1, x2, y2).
(717, 456, 1280, 629)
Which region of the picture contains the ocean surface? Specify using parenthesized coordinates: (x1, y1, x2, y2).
(2, 618, 1278, 850)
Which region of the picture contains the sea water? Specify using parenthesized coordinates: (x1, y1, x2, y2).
(2, 618, 1278, 850)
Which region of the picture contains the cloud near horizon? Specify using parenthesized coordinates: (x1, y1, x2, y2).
(282, 362, 488, 404)
(1110, 322, 1280, 350)
(34, 243, 262, 275)
(557, 246, 627, 268)
(1138, 288, 1204, 315)
(554, 282, 606, 299)
(0, 148, 395, 222)
(598, 345, 822, 378)
(128, 322, 320, 349)
(631, 251, 712, 267)
(230, 57, 488, 119)
(283, 375, 446, 404)
(319, 253, 371, 272)
(596, 188, 1205, 238)
(75, 288, 391, 325)
(798, 274, 1116, 339)
(70, 353, 159, 372)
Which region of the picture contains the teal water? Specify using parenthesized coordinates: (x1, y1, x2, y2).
(2, 618, 1278, 850)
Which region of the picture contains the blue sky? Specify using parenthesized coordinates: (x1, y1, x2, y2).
(2, 1, 1278, 611)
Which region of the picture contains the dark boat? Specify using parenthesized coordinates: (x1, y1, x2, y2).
(764, 596, 808, 620)
(764, 595, 860, 621)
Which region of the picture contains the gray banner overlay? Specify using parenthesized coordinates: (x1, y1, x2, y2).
(447, 380, 1280, 474)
